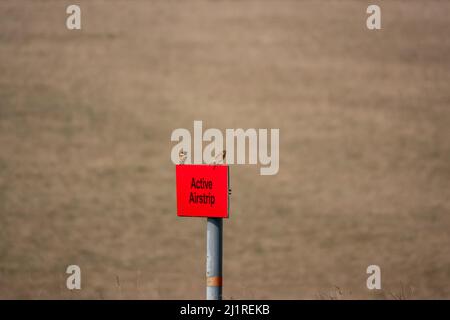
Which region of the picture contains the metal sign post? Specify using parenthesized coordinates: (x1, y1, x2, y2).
(175, 163, 229, 300)
(206, 218, 223, 300)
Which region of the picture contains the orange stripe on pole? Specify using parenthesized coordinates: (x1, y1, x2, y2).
(207, 276, 223, 287)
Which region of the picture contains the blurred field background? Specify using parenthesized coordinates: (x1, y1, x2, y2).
(0, 0, 449, 299)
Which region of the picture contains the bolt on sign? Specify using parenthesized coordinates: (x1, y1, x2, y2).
(176, 164, 230, 218)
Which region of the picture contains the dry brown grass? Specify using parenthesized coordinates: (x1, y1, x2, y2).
(0, 0, 450, 299)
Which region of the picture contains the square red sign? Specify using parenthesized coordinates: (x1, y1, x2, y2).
(176, 164, 229, 218)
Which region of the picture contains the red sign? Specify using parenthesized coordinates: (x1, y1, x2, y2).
(176, 164, 229, 218)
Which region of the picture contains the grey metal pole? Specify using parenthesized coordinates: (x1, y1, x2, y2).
(206, 217, 223, 300)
